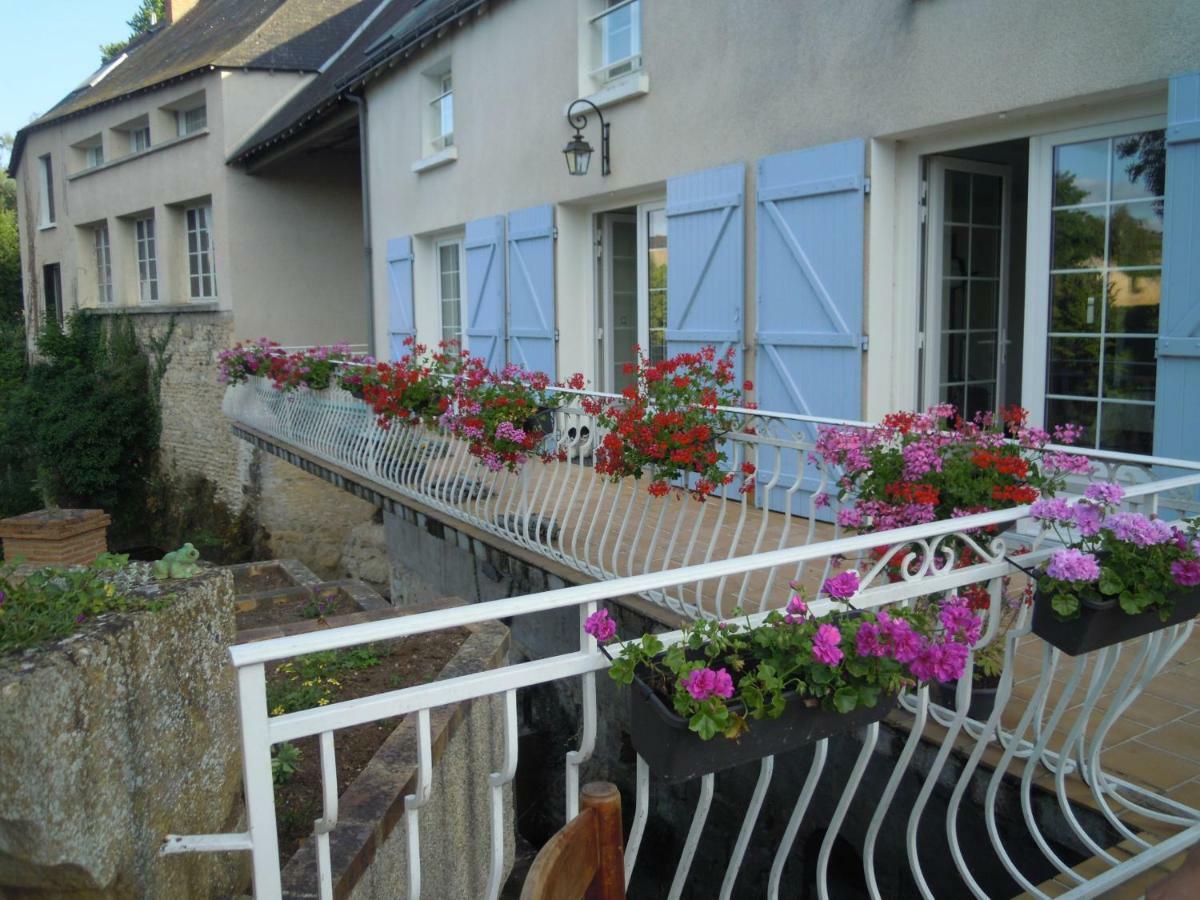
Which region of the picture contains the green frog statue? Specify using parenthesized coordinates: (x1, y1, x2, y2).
(153, 543, 202, 580)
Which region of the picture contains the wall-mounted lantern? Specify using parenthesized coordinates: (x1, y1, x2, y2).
(563, 99, 610, 176)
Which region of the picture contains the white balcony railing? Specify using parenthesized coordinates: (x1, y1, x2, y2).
(169, 378, 1200, 898)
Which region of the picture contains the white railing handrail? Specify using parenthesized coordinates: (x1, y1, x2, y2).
(228, 469, 1200, 669)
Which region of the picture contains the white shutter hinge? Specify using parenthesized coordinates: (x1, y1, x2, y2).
(916, 331, 925, 351)
(919, 179, 928, 224)
(554, 328, 560, 342)
(860, 335, 870, 351)
(552, 226, 559, 240)
(863, 177, 871, 195)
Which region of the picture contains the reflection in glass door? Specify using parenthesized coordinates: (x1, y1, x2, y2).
(1044, 129, 1164, 454)
(603, 213, 637, 392)
(923, 157, 1009, 420)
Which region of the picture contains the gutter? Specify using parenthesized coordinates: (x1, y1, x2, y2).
(346, 92, 375, 357)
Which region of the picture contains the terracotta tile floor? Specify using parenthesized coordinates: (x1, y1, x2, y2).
(914, 627, 1200, 898)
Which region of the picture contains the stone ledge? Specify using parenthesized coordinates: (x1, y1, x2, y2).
(278, 615, 511, 899)
(82, 303, 228, 317)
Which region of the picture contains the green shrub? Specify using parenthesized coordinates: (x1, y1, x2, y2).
(0, 554, 171, 654)
(0, 316, 37, 520)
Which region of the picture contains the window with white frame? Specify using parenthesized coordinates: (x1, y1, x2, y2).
(429, 70, 453, 152)
(185, 205, 216, 299)
(135, 216, 159, 303)
(177, 104, 207, 137)
(591, 0, 641, 83)
(85, 143, 105, 168)
(436, 238, 465, 347)
(1039, 127, 1165, 455)
(38, 154, 55, 226)
(130, 126, 151, 153)
(94, 224, 113, 305)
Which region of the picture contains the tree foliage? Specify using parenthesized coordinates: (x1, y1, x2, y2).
(0, 134, 19, 322)
(100, 0, 165, 64)
(1, 314, 159, 525)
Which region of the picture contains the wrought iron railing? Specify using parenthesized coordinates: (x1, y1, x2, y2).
(156, 378, 1200, 898)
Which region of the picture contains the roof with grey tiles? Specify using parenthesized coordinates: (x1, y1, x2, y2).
(10, 0, 374, 173)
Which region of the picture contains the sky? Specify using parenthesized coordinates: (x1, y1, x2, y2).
(1, 1, 137, 166)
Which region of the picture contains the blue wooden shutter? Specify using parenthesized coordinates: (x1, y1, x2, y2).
(755, 139, 867, 513)
(666, 163, 745, 381)
(1154, 72, 1200, 462)
(465, 215, 506, 368)
(506, 204, 557, 377)
(385, 236, 414, 360)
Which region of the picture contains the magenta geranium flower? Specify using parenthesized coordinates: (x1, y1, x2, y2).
(1046, 548, 1101, 582)
(1171, 559, 1200, 588)
(584, 609, 617, 643)
(680, 667, 734, 701)
(823, 570, 860, 600)
(811, 624, 844, 666)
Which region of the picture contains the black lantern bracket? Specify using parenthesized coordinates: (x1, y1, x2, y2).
(565, 98, 610, 176)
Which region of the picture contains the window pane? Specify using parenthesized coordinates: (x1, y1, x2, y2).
(945, 170, 970, 223)
(944, 226, 969, 277)
(943, 279, 967, 329)
(1047, 336, 1100, 396)
(191, 275, 200, 296)
(1052, 207, 1105, 269)
(942, 333, 965, 383)
(967, 332, 997, 381)
(1050, 272, 1104, 333)
(1108, 201, 1163, 267)
(1054, 139, 1108, 205)
(1106, 270, 1159, 334)
(1099, 402, 1154, 455)
(966, 383, 995, 419)
(1046, 397, 1097, 444)
(972, 174, 1002, 226)
(1111, 131, 1166, 202)
(970, 227, 999, 277)
(969, 280, 998, 329)
(943, 384, 966, 417)
(1103, 337, 1156, 401)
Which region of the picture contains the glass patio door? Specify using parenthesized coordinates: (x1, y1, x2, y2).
(923, 157, 1010, 420)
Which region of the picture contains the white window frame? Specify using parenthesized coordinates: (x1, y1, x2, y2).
(866, 92, 1166, 423)
(94, 224, 113, 305)
(130, 126, 151, 153)
(1020, 113, 1166, 441)
(185, 204, 217, 300)
(177, 105, 207, 137)
(85, 143, 105, 169)
(435, 237, 466, 349)
(920, 156, 1012, 416)
(135, 216, 159, 304)
(635, 200, 667, 361)
(38, 154, 55, 227)
(429, 71, 454, 151)
(591, 0, 642, 83)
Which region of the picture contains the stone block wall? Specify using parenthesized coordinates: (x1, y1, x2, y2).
(97, 308, 377, 577)
(0, 568, 247, 898)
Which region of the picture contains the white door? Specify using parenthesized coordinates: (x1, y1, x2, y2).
(922, 157, 1011, 420)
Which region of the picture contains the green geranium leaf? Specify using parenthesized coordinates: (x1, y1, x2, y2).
(689, 709, 721, 741)
(1051, 593, 1079, 620)
(810, 666, 835, 685)
(833, 687, 859, 714)
(1098, 568, 1124, 596)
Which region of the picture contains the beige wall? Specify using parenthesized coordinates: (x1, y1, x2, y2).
(363, 0, 1200, 396)
(14, 69, 366, 348)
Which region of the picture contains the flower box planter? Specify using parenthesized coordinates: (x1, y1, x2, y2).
(931, 674, 1000, 720)
(628, 676, 893, 784)
(1031, 589, 1200, 657)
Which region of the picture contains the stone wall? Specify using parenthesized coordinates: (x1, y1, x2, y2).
(0, 568, 246, 898)
(93, 308, 377, 578)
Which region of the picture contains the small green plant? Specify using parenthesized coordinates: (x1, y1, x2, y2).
(271, 742, 303, 785)
(300, 591, 338, 619)
(267, 646, 383, 715)
(0, 554, 172, 654)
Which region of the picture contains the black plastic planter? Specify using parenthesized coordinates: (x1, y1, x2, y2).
(628, 680, 893, 784)
(931, 675, 1000, 720)
(1031, 589, 1200, 657)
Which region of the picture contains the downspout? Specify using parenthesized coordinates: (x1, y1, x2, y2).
(347, 92, 375, 356)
